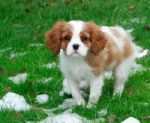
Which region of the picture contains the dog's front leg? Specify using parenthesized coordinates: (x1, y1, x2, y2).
(67, 78, 86, 106)
(87, 75, 104, 108)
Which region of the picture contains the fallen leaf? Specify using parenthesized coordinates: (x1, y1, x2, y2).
(15, 112, 21, 117)
(143, 116, 150, 120)
(0, 67, 4, 74)
(3, 86, 11, 92)
(127, 87, 134, 95)
(28, 81, 33, 87)
(108, 114, 117, 122)
(144, 25, 150, 31)
(65, 0, 73, 4)
(25, 8, 30, 13)
(128, 6, 136, 13)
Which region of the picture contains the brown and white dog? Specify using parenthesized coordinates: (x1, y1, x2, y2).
(45, 20, 138, 107)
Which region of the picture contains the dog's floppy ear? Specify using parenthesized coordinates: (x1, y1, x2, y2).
(85, 22, 107, 55)
(45, 21, 67, 54)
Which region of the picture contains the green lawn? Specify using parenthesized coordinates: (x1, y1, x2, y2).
(0, 0, 150, 122)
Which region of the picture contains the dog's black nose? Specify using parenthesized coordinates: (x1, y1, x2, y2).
(73, 44, 79, 50)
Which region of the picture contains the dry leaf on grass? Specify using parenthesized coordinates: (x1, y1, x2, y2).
(108, 114, 117, 122)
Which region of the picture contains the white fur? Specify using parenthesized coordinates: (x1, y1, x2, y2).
(114, 54, 135, 95)
(59, 21, 139, 107)
(60, 50, 93, 106)
(101, 26, 126, 52)
(66, 21, 88, 57)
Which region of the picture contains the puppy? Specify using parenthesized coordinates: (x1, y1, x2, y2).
(45, 20, 137, 107)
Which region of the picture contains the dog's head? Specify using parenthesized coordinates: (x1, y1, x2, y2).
(45, 20, 107, 57)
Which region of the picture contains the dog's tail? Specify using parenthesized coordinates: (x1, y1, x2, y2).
(136, 49, 149, 58)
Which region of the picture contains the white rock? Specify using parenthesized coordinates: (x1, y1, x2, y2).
(43, 62, 56, 69)
(28, 100, 105, 123)
(121, 117, 140, 123)
(8, 73, 28, 84)
(39, 112, 83, 123)
(0, 92, 30, 111)
(36, 94, 49, 104)
(38, 111, 101, 123)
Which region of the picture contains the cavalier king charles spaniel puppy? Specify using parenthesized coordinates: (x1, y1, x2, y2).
(45, 20, 137, 108)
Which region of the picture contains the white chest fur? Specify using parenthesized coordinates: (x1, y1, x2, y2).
(59, 50, 93, 82)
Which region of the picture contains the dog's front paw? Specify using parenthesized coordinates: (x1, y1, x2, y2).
(87, 102, 93, 108)
(113, 87, 123, 97)
(76, 98, 86, 106)
(87, 102, 96, 108)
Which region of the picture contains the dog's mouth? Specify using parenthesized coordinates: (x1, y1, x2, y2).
(70, 51, 82, 57)
(72, 52, 80, 56)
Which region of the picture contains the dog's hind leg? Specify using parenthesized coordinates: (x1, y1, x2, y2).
(113, 55, 135, 96)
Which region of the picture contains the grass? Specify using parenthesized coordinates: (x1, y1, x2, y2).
(0, 0, 150, 122)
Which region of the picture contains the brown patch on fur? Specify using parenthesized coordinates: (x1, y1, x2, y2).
(85, 52, 106, 76)
(85, 31, 123, 76)
(45, 21, 72, 54)
(84, 22, 108, 55)
(86, 43, 122, 76)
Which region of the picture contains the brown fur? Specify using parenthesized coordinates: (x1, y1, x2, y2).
(45, 21, 72, 54)
(85, 39, 122, 76)
(85, 27, 133, 76)
(84, 22, 108, 55)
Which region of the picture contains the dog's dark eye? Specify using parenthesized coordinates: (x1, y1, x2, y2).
(81, 36, 88, 42)
(64, 36, 71, 41)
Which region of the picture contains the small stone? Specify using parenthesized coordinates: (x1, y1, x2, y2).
(36, 94, 49, 104)
(0, 92, 30, 111)
(121, 117, 140, 123)
(8, 73, 28, 84)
